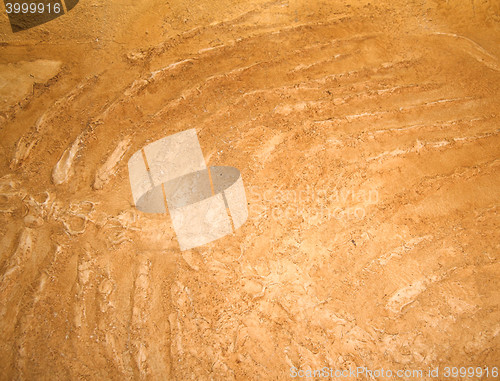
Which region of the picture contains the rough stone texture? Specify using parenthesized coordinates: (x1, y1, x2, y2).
(0, 0, 499, 379)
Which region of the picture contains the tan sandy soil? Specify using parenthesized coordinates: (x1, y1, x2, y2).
(0, 0, 499, 379)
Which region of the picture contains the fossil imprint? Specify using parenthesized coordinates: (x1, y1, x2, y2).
(128, 129, 248, 250)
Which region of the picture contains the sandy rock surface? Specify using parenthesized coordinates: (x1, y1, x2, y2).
(0, 0, 499, 379)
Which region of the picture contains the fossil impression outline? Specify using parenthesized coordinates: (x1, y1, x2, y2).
(128, 129, 248, 250)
